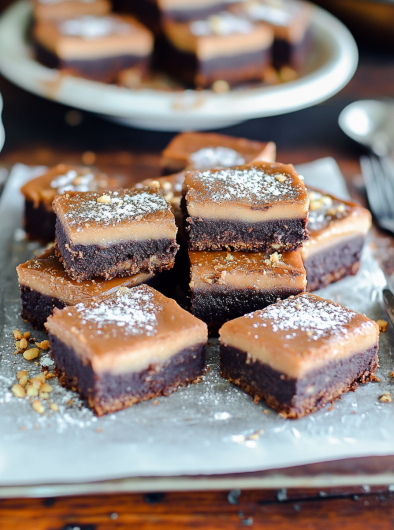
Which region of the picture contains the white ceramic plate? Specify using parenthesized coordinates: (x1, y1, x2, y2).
(0, 0, 358, 131)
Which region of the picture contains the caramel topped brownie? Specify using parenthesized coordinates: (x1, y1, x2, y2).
(220, 293, 379, 418)
(161, 132, 276, 174)
(232, 0, 312, 71)
(183, 161, 309, 252)
(46, 285, 208, 415)
(161, 11, 273, 87)
(53, 188, 179, 281)
(21, 164, 119, 244)
(32, 0, 111, 22)
(302, 188, 372, 291)
(189, 249, 306, 333)
(32, 14, 154, 83)
(17, 247, 154, 330)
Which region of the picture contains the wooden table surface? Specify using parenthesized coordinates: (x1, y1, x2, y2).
(0, 28, 394, 529)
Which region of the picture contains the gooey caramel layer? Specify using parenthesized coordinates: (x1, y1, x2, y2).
(220, 293, 379, 379)
(189, 249, 306, 291)
(33, 0, 111, 22)
(17, 247, 153, 305)
(46, 285, 208, 374)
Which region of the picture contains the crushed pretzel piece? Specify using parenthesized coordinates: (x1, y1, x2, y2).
(377, 319, 388, 333)
(35, 340, 50, 350)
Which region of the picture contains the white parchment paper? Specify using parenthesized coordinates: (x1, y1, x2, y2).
(0, 159, 393, 487)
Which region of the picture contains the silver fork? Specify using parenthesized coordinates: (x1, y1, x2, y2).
(360, 154, 394, 234)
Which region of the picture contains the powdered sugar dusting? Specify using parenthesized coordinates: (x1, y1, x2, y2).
(190, 11, 253, 37)
(76, 285, 160, 336)
(59, 15, 132, 39)
(50, 168, 107, 195)
(62, 189, 169, 227)
(191, 166, 300, 204)
(247, 294, 374, 341)
(190, 147, 245, 170)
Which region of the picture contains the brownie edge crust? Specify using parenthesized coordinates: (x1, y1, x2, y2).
(55, 220, 179, 281)
(220, 344, 379, 419)
(49, 333, 206, 415)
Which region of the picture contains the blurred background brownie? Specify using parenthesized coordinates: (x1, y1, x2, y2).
(160, 11, 273, 87)
(161, 132, 276, 174)
(219, 293, 379, 418)
(32, 14, 154, 83)
(32, 0, 111, 22)
(182, 161, 309, 252)
(46, 284, 208, 415)
(17, 246, 154, 331)
(302, 187, 372, 291)
(53, 188, 179, 281)
(189, 249, 306, 333)
(20, 163, 119, 244)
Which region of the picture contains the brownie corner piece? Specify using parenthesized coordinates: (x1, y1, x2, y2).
(53, 188, 179, 282)
(219, 293, 379, 418)
(183, 161, 308, 252)
(46, 284, 208, 415)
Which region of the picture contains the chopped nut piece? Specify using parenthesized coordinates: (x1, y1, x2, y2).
(12, 384, 26, 398)
(35, 340, 50, 350)
(337, 204, 346, 213)
(17, 370, 28, 380)
(275, 174, 287, 183)
(309, 199, 323, 211)
(390, 371, 394, 378)
(212, 79, 230, 93)
(162, 182, 172, 192)
(16, 338, 28, 351)
(40, 383, 53, 393)
(23, 332, 30, 339)
(50, 403, 59, 412)
(189, 280, 195, 289)
(164, 192, 174, 202)
(32, 400, 44, 414)
(296, 303, 302, 310)
(19, 375, 29, 387)
(45, 373, 56, 380)
(149, 181, 160, 189)
(321, 196, 333, 206)
(96, 194, 111, 204)
(26, 385, 39, 397)
(270, 252, 282, 263)
(39, 392, 49, 400)
(23, 348, 40, 361)
(153, 400, 159, 405)
(263, 410, 270, 415)
(226, 253, 234, 262)
(13, 329, 22, 340)
(377, 319, 388, 333)
(326, 208, 337, 216)
(379, 392, 392, 403)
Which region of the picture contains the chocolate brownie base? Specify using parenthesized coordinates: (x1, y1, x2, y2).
(185, 215, 308, 252)
(220, 343, 378, 419)
(192, 287, 303, 335)
(33, 40, 149, 83)
(24, 200, 56, 244)
(20, 285, 66, 331)
(55, 220, 179, 282)
(161, 39, 270, 87)
(49, 333, 206, 415)
(273, 30, 312, 71)
(164, 3, 228, 22)
(304, 236, 365, 292)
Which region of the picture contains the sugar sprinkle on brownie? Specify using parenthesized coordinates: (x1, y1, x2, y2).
(189, 147, 246, 170)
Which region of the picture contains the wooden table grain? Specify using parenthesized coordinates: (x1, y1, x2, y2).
(0, 28, 393, 529)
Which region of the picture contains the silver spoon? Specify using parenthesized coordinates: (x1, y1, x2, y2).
(339, 99, 394, 156)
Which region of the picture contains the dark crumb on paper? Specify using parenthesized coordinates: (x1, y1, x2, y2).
(390, 371, 394, 378)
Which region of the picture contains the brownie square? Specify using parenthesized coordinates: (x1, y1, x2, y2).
(232, 0, 313, 72)
(46, 284, 208, 415)
(302, 188, 372, 291)
(32, 14, 153, 83)
(53, 187, 179, 282)
(16, 246, 155, 331)
(32, 0, 111, 22)
(20, 164, 119, 244)
(161, 11, 273, 87)
(220, 293, 379, 418)
(161, 132, 276, 174)
(189, 249, 306, 334)
(182, 161, 309, 252)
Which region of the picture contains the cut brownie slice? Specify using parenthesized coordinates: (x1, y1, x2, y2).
(21, 164, 119, 244)
(32, 14, 153, 83)
(220, 293, 379, 419)
(46, 284, 208, 415)
(182, 161, 309, 252)
(161, 132, 276, 174)
(161, 11, 273, 88)
(189, 249, 306, 334)
(53, 188, 179, 282)
(32, 0, 111, 22)
(302, 188, 372, 291)
(232, 0, 312, 72)
(16, 246, 154, 331)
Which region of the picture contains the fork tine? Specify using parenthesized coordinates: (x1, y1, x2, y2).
(369, 155, 392, 218)
(360, 156, 385, 220)
(379, 156, 394, 217)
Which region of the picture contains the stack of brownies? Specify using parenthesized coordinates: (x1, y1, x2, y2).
(16, 131, 379, 419)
